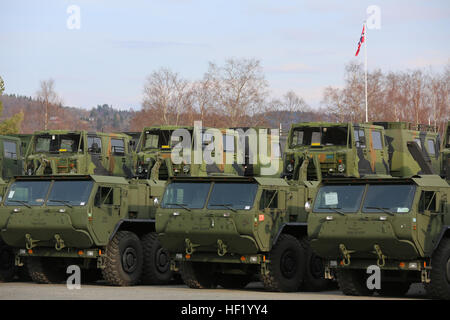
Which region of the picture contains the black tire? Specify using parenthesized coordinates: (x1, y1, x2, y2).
(425, 237, 450, 300)
(260, 234, 305, 292)
(141, 232, 173, 285)
(0, 240, 16, 282)
(217, 274, 252, 289)
(300, 238, 331, 291)
(179, 261, 217, 289)
(102, 231, 143, 286)
(336, 268, 374, 296)
(17, 263, 32, 282)
(377, 281, 411, 297)
(26, 257, 66, 284)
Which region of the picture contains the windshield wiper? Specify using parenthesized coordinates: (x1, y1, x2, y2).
(209, 204, 237, 212)
(7, 200, 32, 208)
(365, 206, 394, 216)
(48, 199, 73, 208)
(166, 203, 191, 211)
(318, 207, 345, 215)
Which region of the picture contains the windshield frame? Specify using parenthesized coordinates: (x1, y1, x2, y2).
(161, 181, 212, 209)
(206, 182, 258, 211)
(33, 133, 82, 154)
(290, 125, 349, 148)
(312, 184, 366, 214)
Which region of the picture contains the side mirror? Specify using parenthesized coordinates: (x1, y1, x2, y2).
(304, 201, 312, 212)
(153, 197, 160, 208)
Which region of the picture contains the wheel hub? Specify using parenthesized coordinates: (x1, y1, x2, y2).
(156, 248, 170, 273)
(122, 247, 138, 273)
(280, 249, 297, 279)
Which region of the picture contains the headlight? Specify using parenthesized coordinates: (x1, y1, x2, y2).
(286, 163, 294, 172)
(183, 165, 190, 173)
(305, 201, 312, 211)
(338, 163, 345, 173)
(137, 165, 143, 174)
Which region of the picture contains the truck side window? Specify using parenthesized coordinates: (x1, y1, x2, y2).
(371, 131, 383, 150)
(419, 191, 436, 213)
(260, 190, 278, 210)
(94, 187, 113, 206)
(111, 139, 125, 156)
(4, 140, 18, 159)
(427, 140, 436, 156)
(355, 129, 366, 148)
(88, 136, 102, 154)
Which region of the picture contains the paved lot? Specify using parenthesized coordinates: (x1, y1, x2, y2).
(0, 281, 427, 300)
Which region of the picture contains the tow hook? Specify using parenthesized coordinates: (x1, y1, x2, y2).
(373, 244, 386, 267)
(185, 238, 199, 255)
(54, 234, 66, 251)
(339, 244, 354, 266)
(217, 239, 227, 256)
(421, 269, 431, 283)
(25, 234, 39, 250)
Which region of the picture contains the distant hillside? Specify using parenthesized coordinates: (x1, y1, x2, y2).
(0, 94, 137, 133)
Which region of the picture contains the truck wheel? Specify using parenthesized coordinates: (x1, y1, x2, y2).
(300, 238, 331, 291)
(26, 257, 66, 284)
(179, 261, 217, 289)
(0, 240, 16, 282)
(425, 237, 450, 300)
(378, 281, 411, 297)
(141, 232, 173, 285)
(261, 234, 305, 292)
(336, 269, 373, 296)
(102, 231, 143, 286)
(217, 274, 252, 289)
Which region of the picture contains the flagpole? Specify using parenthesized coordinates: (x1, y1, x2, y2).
(364, 21, 368, 123)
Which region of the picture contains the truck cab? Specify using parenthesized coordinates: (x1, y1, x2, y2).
(0, 135, 23, 180)
(283, 122, 389, 180)
(0, 175, 171, 286)
(307, 175, 450, 299)
(25, 130, 133, 177)
(155, 175, 324, 292)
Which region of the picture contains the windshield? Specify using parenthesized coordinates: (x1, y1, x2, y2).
(5, 181, 51, 206)
(207, 183, 258, 210)
(291, 126, 348, 147)
(143, 130, 193, 150)
(34, 134, 81, 153)
(46, 181, 93, 206)
(362, 185, 416, 214)
(161, 182, 211, 209)
(313, 185, 365, 213)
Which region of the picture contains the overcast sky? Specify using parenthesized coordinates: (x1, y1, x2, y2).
(1, 0, 449, 110)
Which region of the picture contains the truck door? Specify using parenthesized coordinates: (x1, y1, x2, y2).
(416, 189, 443, 255)
(110, 138, 127, 176)
(88, 135, 109, 175)
(92, 185, 121, 244)
(2, 139, 22, 179)
(370, 129, 388, 175)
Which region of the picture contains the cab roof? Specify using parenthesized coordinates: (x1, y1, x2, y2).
(169, 175, 289, 186)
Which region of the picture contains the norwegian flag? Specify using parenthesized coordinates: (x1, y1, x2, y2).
(355, 24, 365, 56)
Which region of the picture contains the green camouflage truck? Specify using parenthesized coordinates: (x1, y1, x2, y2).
(442, 121, 450, 181)
(155, 161, 329, 292)
(283, 122, 390, 179)
(283, 122, 441, 180)
(135, 126, 282, 179)
(9, 134, 33, 160)
(0, 135, 24, 180)
(307, 175, 450, 299)
(0, 174, 172, 286)
(373, 122, 441, 177)
(24, 130, 134, 177)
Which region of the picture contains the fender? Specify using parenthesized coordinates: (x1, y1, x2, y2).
(272, 222, 307, 245)
(109, 219, 156, 241)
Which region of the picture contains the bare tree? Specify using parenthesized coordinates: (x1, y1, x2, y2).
(205, 58, 269, 127)
(36, 79, 62, 130)
(142, 68, 192, 125)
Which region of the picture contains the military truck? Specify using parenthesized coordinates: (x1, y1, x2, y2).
(283, 122, 441, 180)
(307, 175, 450, 299)
(283, 122, 390, 179)
(373, 122, 441, 177)
(24, 130, 134, 177)
(135, 126, 282, 179)
(0, 135, 24, 180)
(441, 121, 450, 181)
(0, 174, 172, 286)
(155, 161, 330, 292)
